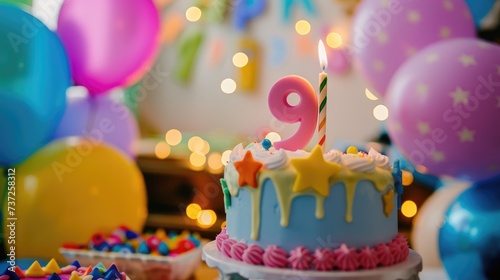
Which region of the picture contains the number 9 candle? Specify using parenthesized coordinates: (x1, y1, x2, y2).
(268, 76, 318, 151)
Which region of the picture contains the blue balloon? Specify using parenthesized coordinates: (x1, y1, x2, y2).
(0, 4, 70, 166)
(465, 0, 496, 27)
(439, 174, 500, 280)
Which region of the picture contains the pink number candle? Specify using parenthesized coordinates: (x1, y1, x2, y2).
(318, 40, 328, 152)
(268, 76, 318, 151)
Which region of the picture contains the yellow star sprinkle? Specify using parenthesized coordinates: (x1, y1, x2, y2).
(290, 145, 341, 197)
(382, 189, 395, 217)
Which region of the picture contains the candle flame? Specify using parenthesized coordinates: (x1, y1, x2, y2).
(318, 40, 328, 71)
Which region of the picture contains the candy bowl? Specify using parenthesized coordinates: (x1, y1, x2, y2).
(59, 242, 205, 280)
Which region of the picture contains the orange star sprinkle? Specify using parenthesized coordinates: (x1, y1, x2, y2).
(233, 151, 263, 188)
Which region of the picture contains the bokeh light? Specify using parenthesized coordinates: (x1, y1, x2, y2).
(185, 6, 202, 22)
(154, 142, 171, 159)
(186, 203, 201, 219)
(401, 200, 418, 218)
(197, 209, 217, 228)
(188, 136, 204, 152)
(221, 78, 237, 94)
(190, 152, 206, 167)
(207, 152, 223, 171)
(326, 32, 342, 48)
(165, 129, 182, 146)
(232, 52, 249, 68)
(373, 104, 389, 121)
(295, 20, 311, 35)
(402, 170, 414, 186)
(221, 150, 232, 166)
(365, 88, 379, 100)
(265, 132, 282, 143)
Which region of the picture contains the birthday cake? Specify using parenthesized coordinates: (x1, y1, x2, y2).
(216, 141, 408, 271)
(0, 259, 130, 280)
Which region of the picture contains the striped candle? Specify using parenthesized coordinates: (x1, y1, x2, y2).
(318, 40, 328, 152)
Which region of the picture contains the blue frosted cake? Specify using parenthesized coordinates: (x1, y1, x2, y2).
(216, 141, 408, 271)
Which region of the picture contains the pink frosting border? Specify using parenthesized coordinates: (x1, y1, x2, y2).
(215, 231, 409, 271)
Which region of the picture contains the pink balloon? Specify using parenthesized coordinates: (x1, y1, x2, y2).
(57, 0, 161, 95)
(352, 0, 475, 98)
(386, 38, 500, 181)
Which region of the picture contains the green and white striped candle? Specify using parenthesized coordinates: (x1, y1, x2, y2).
(318, 40, 328, 152)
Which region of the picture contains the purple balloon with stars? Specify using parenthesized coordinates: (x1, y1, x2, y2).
(386, 38, 500, 182)
(352, 0, 476, 98)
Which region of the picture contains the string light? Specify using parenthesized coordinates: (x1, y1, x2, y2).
(207, 152, 223, 171)
(401, 200, 418, 218)
(197, 209, 217, 228)
(402, 170, 414, 186)
(188, 136, 204, 152)
(189, 152, 206, 167)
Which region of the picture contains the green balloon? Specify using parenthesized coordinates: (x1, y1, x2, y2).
(0, 0, 32, 6)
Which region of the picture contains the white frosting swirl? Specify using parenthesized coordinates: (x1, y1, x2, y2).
(324, 149, 342, 164)
(368, 148, 392, 170)
(229, 143, 245, 162)
(253, 148, 289, 169)
(341, 153, 376, 173)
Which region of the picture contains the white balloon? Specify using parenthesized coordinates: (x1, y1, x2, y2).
(411, 179, 470, 268)
(32, 0, 64, 30)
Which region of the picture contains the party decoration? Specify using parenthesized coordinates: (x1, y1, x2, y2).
(439, 175, 500, 280)
(57, 0, 161, 95)
(411, 179, 470, 268)
(237, 37, 260, 91)
(386, 38, 500, 181)
(268, 76, 318, 151)
(318, 40, 328, 151)
(53, 93, 139, 158)
(174, 30, 204, 84)
(352, 0, 475, 98)
(328, 47, 351, 74)
(1, 138, 147, 262)
(0, 4, 70, 166)
(233, 0, 266, 30)
(270, 37, 288, 66)
(282, 0, 315, 22)
(161, 12, 185, 45)
(464, 0, 497, 28)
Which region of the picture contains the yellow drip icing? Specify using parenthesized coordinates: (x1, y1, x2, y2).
(231, 164, 394, 241)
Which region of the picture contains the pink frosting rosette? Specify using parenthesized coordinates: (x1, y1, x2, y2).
(375, 243, 394, 266)
(358, 246, 379, 269)
(231, 241, 248, 261)
(334, 244, 359, 271)
(242, 244, 265, 265)
(288, 246, 312, 270)
(221, 239, 236, 258)
(216, 228, 228, 251)
(313, 248, 335, 271)
(263, 245, 288, 268)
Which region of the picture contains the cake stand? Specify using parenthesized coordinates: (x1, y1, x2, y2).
(202, 241, 422, 280)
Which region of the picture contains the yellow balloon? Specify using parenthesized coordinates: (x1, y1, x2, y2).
(1, 138, 147, 263)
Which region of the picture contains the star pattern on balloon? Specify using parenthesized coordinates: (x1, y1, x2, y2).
(425, 53, 439, 64)
(443, 0, 454, 11)
(290, 145, 341, 197)
(381, 189, 394, 217)
(440, 26, 451, 38)
(459, 54, 476, 67)
(406, 47, 417, 57)
(458, 127, 475, 142)
(233, 151, 263, 189)
(417, 121, 431, 135)
(407, 10, 421, 24)
(416, 83, 429, 96)
(450, 87, 470, 106)
(432, 151, 445, 162)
